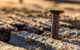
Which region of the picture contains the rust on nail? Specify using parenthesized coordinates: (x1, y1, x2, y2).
(49, 9, 64, 39)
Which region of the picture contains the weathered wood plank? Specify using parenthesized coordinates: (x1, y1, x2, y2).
(9, 31, 80, 50)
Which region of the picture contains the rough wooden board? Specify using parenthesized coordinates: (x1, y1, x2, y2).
(0, 41, 26, 50)
(9, 31, 80, 50)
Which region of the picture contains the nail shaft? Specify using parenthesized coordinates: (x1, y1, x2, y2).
(51, 14, 60, 39)
(49, 9, 64, 39)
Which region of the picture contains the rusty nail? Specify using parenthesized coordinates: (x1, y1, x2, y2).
(12, 23, 26, 31)
(44, 11, 47, 17)
(49, 9, 64, 39)
(19, 0, 23, 3)
(13, 23, 26, 28)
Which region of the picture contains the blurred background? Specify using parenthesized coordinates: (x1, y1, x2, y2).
(0, 0, 80, 18)
(0, 0, 80, 9)
(0, 0, 80, 13)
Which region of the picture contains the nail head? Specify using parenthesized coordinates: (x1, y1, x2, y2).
(49, 9, 64, 14)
